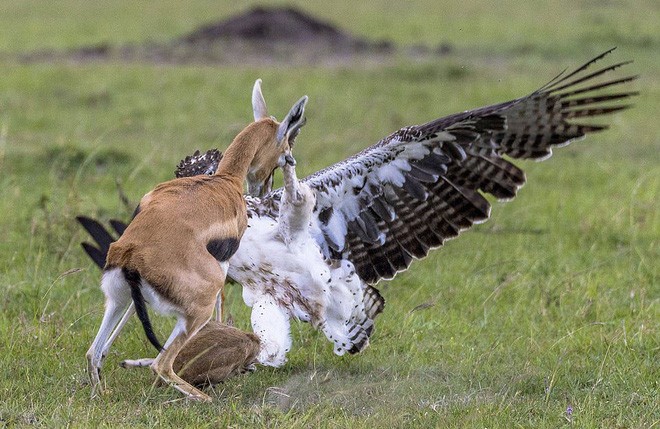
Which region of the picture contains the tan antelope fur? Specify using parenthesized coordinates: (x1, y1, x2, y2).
(172, 322, 260, 386)
(121, 321, 260, 387)
(86, 80, 307, 402)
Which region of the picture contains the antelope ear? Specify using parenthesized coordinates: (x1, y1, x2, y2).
(277, 95, 308, 145)
(252, 79, 268, 121)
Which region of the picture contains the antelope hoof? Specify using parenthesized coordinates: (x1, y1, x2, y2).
(177, 384, 212, 403)
(158, 373, 212, 402)
(192, 392, 212, 403)
(87, 363, 103, 389)
(88, 370, 105, 398)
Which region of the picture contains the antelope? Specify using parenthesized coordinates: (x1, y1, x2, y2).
(121, 321, 260, 387)
(171, 322, 259, 386)
(85, 79, 308, 402)
(81, 50, 636, 370)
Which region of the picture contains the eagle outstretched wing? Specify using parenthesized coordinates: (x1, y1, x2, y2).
(84, 50, 635, 287)
(295, 48, 637, 284)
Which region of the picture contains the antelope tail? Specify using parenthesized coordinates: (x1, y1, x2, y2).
(123, 268, 163, 352)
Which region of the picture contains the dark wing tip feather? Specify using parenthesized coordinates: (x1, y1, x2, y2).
(109, 219, 128, 236)
(310, 49, 636, 286)
(77, 216, 123, 269)
(565, 104, 633, 118)
(555, 75, 638, 99)
(552, 47, 618, 84)
(76, 215, 116, 254)
(548, 63, 631, 94)
(493, 51, 636, 161)
(81, 242, 106, 269)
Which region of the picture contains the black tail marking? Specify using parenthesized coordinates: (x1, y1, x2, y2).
(123, 268, 163, 352)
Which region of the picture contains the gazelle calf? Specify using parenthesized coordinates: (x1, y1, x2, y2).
(121, 321, 260, 387)
(86, 80, 308, 402)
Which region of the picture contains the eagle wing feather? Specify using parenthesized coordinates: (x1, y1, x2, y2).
(292, 49, 636, 284)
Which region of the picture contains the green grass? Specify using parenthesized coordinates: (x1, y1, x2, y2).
(0, 1, 658, 427)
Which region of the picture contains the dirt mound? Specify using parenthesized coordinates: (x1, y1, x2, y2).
(19, 6, 450, 65)
(182, 7, 358, 46)
(172, 6, 393, 60)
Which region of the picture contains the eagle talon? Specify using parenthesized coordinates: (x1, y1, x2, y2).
(284, 154, 296, 166)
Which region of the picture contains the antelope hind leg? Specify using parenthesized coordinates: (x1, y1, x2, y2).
(151, 316, 212, 402)
(86, 298, 131, 397)
(101, 302, 135, 359)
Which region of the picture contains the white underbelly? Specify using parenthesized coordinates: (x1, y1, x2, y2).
(228, 217, 330, 320)
(140, 280, 182, 317)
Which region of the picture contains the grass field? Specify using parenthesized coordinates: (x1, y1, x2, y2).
(0, 1, 658, 427)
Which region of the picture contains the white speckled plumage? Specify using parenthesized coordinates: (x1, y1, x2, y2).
(79, 50, 636, 367)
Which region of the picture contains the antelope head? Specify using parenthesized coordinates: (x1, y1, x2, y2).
(248, 79, 307, 197)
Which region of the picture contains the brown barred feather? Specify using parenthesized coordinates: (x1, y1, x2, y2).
(346, 174, 492, 282)
(316, 49, 636, 284)
(443, 154, 526, 200)
(363, 286, 385, 320)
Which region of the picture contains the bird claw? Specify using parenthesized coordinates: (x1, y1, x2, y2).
(284, 154, 296, 166)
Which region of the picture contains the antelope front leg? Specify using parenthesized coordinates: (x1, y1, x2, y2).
(86, 296, 131, 397)
(278, 157, 315, 243)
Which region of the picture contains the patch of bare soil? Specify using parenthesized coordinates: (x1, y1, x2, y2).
(20, 6, 451, 65)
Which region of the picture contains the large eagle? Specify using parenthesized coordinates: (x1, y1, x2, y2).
(79, 49, 636, 366)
